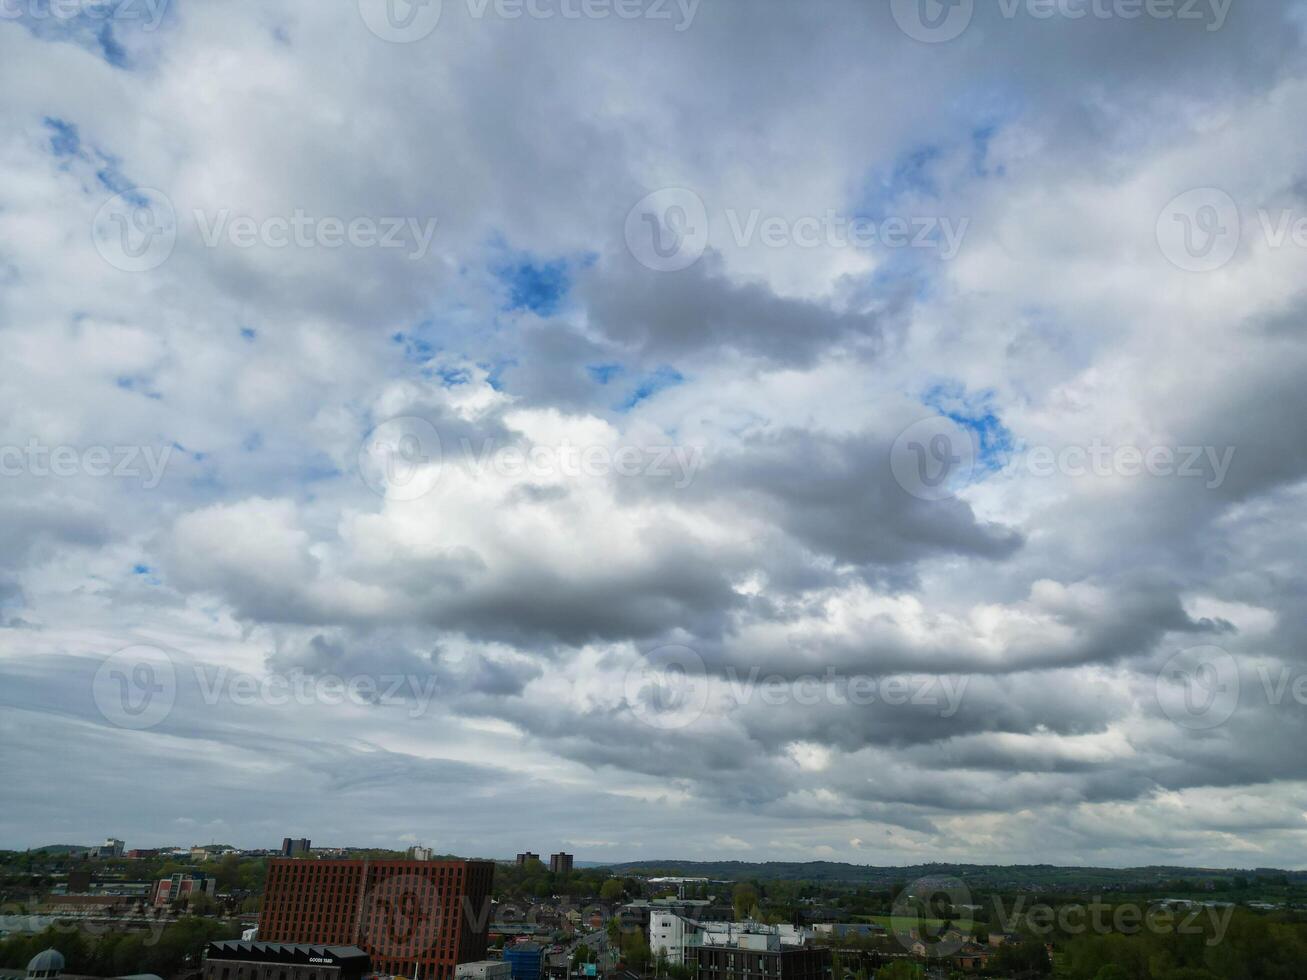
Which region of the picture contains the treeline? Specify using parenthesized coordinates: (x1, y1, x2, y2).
(1060, 912, 1307, 979)
(0, 918, 240, 979)
(491, 859, 633, 901)
(0, 851, 267, 894)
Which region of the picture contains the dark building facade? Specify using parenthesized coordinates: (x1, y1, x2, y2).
(690, 944, 830, 980)
(547, 853, 572, 875)
(258, 858, 495, 980)
(514, 853, 539, 867)
(204, 942, 369, 980)
(282, 838, 312, 857)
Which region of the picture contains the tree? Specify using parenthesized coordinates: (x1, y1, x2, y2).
(732, 884, 759, 920)
(654, 949, 669, 977)
(621, 930, 651, 972)
(992, 938, 1051, 976)
(600, 879, 626, 902)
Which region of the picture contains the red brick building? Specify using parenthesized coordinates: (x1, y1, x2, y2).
(259, 859, 494, 980)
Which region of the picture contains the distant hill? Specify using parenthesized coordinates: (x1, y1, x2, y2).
(31, 844, 90, 854)
(601, 859, 1306, 888)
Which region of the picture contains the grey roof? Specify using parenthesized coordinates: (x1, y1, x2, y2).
(205, 942, 368, 965)
(26, 950, 65, 974)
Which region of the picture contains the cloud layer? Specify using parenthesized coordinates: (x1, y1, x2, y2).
(2, 0, 1307, 867)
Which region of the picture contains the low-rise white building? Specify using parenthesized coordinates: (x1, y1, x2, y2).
(649, 911, 694, 965)
(455, 962, 511, 980)
(649, 916, 814, 965)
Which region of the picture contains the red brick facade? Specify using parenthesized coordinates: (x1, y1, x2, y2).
(259, 859, 495, 980)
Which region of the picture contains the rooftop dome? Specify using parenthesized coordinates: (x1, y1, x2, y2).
(26, 948, 65, 979)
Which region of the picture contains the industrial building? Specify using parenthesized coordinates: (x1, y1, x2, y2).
(258, 858, 494, 980)
(688, 932, 830, 980)
(203, 942, 369, 980)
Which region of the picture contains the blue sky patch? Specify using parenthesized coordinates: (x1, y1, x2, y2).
(97, 23, 127, 67)
(44, 117, 81, 157)
(587, 363, 624, 385)
(435, 365, 471, 387)
(131, 563, 160, 586)
(619, 366, 684, 411)
(971, 124, 1005, 178)
(392, 331, 436, 365)
(492, 252, 571, 316)
(922, 380, 1013, 472)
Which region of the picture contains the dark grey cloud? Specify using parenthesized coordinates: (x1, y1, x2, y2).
(578, 251, 889, 366)
(695, 428, 1022, 569)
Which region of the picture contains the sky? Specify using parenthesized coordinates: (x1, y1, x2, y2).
(4, 0, 1307, 869)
